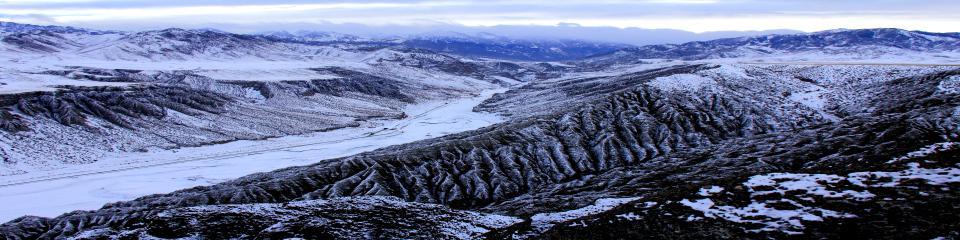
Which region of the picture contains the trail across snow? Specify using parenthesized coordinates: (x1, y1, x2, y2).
(0, 88, 507, 223)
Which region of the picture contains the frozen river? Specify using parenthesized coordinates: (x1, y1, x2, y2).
(0, 89, 506, 222)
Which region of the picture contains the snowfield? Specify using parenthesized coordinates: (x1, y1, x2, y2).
(0, 88, 505, 222)
(0, 71, 136, 94)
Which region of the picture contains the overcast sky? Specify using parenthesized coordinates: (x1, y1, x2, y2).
(0, 0, 957, 40)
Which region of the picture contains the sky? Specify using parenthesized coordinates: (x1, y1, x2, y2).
(0, 0, 957, 44)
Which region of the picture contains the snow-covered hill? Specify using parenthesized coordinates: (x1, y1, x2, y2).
(0, 22, 119, 36)
(1, 26, 359, 62)
(584, 28, 960, 67)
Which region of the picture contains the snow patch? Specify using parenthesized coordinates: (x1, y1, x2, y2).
(745, 173, 875, 201)
(684, 161, 960, 234)
(646, 73, 717, 93)
(887, 142, 960, 164)
(681, 198, 854, 234)
(0, 71, 135, 94)
(616, 212, 642, 221)
(788, 85, 840, 121)
(847, 163, 960, 188)
(697, 186, 724, 196)
(530, 197, 641, 233)
(937, 75, 960, 94)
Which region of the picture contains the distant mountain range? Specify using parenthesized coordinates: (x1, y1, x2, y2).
(0, 22, 626, 61)
(199, 22, 802, 46)
(584, 28, 960, 66)
(0, 21, 119, 35)
(3, 21, 960, 63)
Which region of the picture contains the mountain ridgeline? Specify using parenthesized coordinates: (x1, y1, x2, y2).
(582, 28, 960, 68)
(0, 22, 626, 62)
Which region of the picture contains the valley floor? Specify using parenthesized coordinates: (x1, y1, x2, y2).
(0, 88, 506, 222)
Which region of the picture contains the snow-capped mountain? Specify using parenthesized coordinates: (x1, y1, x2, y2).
(585, 28, 960, 67)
